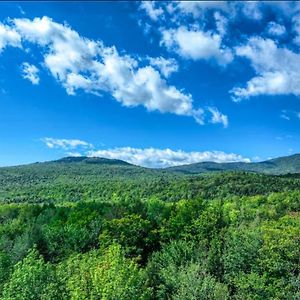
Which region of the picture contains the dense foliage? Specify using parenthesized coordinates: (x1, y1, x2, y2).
(0, 159, 299, 299)
(1, 159, 300, 203)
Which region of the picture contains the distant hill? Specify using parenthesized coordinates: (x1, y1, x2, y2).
(166, 154, 300, 175)
(0, 156, 170, 203)
(12, 156, 160, 180)
(3, 154, 300, 176)
(1, 154, 300, 203)
(0, 156, 168, 194)
(54, 156, 132, 166)
(52, 153, 300, 175)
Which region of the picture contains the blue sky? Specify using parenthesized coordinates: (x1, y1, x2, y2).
(0, 1, 300, 168)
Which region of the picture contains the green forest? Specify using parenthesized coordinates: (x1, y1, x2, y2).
(0, 158, 299, 299)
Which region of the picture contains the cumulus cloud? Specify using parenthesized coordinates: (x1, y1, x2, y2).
(13, 17, 101, 85)
(214, 11, 228, 37)
(139, 1, 164, 21)
(174, 1, 230, 19)
(144, 1, 266, 23)
(0, 22, 21, 51)
(138, 2, 235, 69)
(267, 21, 286, 36)
(138, 2, 300, 103)
(208, 107, 228, 128)
(138, 2, 296, 69)
(239, 1, 263, 20)
(292, 13, 300, 45)
(21, 62, 40, 84)
(41, 137, 93, 150)
(88, 147, 250, 168)
(148, 56, 178, 78)
(160, 26, 233, 65)
(0, 16, 225, 125)
(231, 37, 300, 100)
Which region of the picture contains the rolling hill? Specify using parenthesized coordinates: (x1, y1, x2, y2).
(1, 154, 300, 203)
(166, 154, 300, 175)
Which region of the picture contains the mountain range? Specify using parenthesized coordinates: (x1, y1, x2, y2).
(166, 154, 300, 175)
(1, 153, 300, 176)
(1, 153, 300, 204)
(37, 153, 300, 175)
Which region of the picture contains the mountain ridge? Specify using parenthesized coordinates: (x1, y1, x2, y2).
(166, 153, 300, 175)
(53, 156, 133, 166)
(2, 153, 300, 175)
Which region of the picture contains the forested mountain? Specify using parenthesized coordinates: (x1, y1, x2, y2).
(167, 153, 300, 175)
(54, 156, 133, 165)
(1, 155, 300, 203)
(0, 156, 299, 299)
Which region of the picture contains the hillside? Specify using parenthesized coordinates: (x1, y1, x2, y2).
(167, 153, 300, 175)
(54, 156, 132, 166)
(1, 155, 300, 204)
(0, 156, 159, 180)
(0, 156, 173, 203)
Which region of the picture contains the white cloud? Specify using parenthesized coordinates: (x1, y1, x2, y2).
(160, 26, 233, 65)
(175, 1, 229, 18)
(0, 16, 222, 125)
(292, 13, 300, 45)
(279, 110, 300, 121)
(13, 17, 100, 83)
(280, 111, 290, 121)
(214, 11, 228, 37)
(139, 1, 164, 21)
(67, 151, 83, 157)
(208, 107, 228, 128)
(158, 1, 265, 22)
(0, 22, 21, 51)
(18, 5, 26, 15)
(41, 137, 93, 150)
(138, 1, 230, 25)
(148, 56, 178, 78)
(240, 2, 263, 20)
(231, 37, 300, 100)
(267, 21, 286, 36)
(88, 147, 250, 168)
(21, 62, 40, 85)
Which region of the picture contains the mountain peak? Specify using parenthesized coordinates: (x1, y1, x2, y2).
(54, 156, 132, 166)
